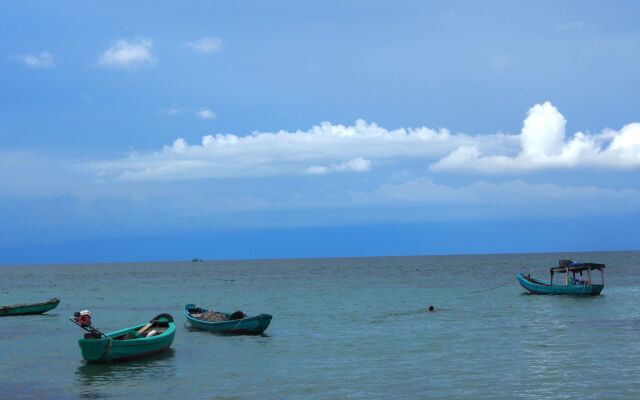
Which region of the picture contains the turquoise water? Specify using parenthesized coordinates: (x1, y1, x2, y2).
(1, 252, 639, 399)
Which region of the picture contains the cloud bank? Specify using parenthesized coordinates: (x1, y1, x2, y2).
(98, 38, 155, 69)
(89, 102, 640, 182)
(90, 120, 503, 181)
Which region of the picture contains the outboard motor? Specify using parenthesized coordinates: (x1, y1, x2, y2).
(73, 310, 93, 327)
(70, 310, 105, 339)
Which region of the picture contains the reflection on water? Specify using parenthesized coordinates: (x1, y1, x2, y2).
(183, 323, 272, 338)
(3, 382, 75, 400)
(75, 349, 176, 398)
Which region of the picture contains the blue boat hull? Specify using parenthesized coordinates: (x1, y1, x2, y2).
(516, 273, 603, 296)
(184, 305, 272, 335)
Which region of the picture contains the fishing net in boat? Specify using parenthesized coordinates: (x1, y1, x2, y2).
(195, 311, 230, 322)
(193, 310, 247, 321)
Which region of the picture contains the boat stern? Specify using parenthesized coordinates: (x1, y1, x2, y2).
(78, 336, 111, 362)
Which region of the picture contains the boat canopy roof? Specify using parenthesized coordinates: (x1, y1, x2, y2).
(550, 260, 605, 274)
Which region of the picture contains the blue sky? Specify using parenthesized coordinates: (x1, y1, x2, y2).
(1, 1, 639, 264)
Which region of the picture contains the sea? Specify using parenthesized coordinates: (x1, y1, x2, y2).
(1, 251, 639, 399)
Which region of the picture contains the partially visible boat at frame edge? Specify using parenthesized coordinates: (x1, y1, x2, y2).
(517, 260, 605, 296)
(184, 304, 272, 335)
(0, 298, 60, 316)
(74, 313, 175, 363)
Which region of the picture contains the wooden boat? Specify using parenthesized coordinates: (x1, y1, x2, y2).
(517, 260, 605, 296)
(184, 304, 272, 335)
(0, 298, 60, 316)
(75, 313, 175, 363)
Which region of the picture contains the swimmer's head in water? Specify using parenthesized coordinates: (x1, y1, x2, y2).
(428, 305, 435, 312)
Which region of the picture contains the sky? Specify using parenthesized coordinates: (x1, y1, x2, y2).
(1, 1, 639, 264)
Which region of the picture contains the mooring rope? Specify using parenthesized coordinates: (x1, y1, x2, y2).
(469, 279, 512, 293)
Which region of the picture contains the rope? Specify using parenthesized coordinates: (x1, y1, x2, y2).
(469, 280, 512, 293)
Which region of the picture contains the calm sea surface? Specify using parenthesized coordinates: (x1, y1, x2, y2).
(1, 252, 639, 399)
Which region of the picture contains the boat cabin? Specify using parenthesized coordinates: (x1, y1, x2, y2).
(550, 260, 605, 286)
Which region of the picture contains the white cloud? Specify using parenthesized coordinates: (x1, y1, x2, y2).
(88, 102, 640, 182)
(305, 158, 371, 175)
(197, 109, 216, 120)
(431, 102, 640, 173)
(88, 120, 507, 182)
(185, 37, 223, 54)
(15, 51, 55, 68)
(97, 38, 155, 69)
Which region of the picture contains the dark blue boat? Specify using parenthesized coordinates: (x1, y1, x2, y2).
(517, 260, 605, 296)
(184, 304, 272, 335)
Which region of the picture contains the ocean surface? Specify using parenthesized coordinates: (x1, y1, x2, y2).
(1, 251, 639, 399)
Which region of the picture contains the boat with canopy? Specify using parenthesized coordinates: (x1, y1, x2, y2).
(517, 260, 605, 295)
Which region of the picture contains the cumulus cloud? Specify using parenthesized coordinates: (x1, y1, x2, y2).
(88, 102, 640, 181)
(15, 51, 55, 68)
(185, 37, 223, 54)
(97, 38, 155, 69)
(431, 102, 640, 173)
(197, 109, 216, 120)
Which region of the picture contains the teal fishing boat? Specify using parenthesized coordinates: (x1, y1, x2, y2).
(184, 304, 272, 335)
(71, 312, 175, 363)
(0, 298, 60, 316)
(517, 260, 605, 296)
